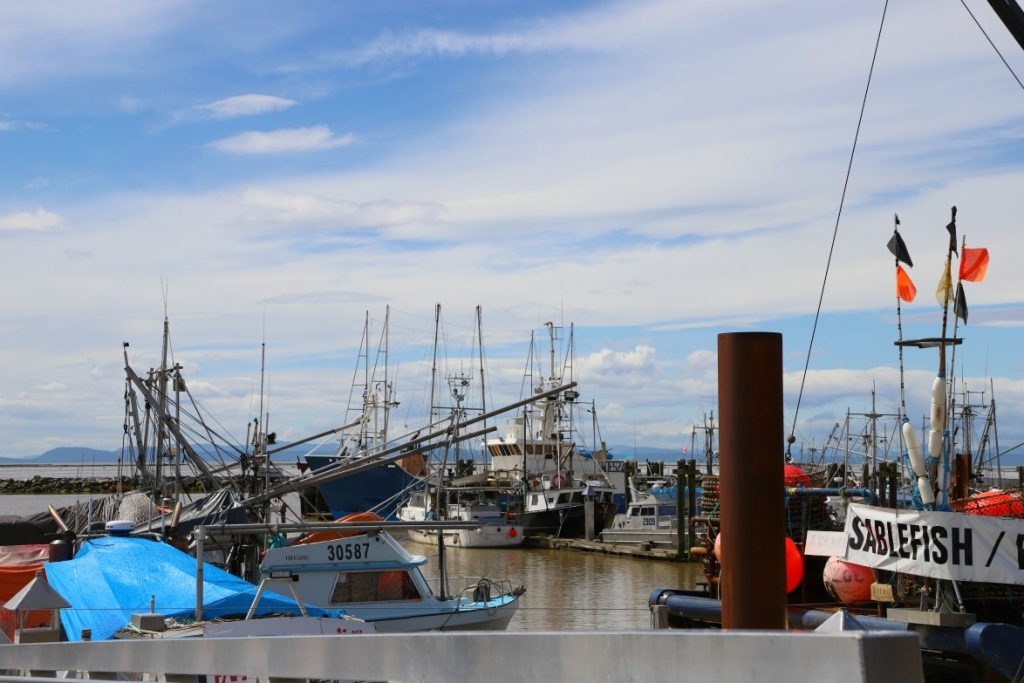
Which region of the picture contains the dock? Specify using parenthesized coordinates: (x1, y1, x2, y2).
(525, 535, 688, 561)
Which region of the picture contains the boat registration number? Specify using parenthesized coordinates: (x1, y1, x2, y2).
(327, 542, 371, 561)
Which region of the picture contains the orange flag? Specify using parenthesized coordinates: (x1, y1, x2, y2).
(896, 265, 917, 302)
(959, 247, 989, 282)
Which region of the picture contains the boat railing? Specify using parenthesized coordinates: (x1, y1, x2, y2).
(423, 575, 520, 602)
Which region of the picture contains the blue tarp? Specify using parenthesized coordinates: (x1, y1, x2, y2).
(47, 536, 330, 641)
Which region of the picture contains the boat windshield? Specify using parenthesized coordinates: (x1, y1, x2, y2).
(330, 570, 422, 603)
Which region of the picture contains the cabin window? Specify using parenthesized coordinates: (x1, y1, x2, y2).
(630, 507, 641, 517)
(641, 507, 655, 516)
(570, 492, 583, 503)
(531, 494, 539, 505)
(330, 570, 421, 603)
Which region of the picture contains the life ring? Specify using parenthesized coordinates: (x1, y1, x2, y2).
(550, 473, 568, 490)
(530, 478, 542, 490)
(291, 511, 383, 545)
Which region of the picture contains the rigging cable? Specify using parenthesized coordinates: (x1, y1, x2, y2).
(788, 0, 891, 458)
(959, 0, 1024, 92)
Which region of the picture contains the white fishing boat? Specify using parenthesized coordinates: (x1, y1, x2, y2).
(485, 323, 622, 537)
(260, 525, 524, 632)
(398, 490, 524, 548)
(600, 477, 679, 549)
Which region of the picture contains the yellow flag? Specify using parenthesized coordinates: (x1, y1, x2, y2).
(935, 260, 951, 307)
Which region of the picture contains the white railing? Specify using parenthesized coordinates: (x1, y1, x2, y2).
(0, 630, 922, 683)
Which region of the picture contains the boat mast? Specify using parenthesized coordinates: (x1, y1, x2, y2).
(476, 305, 487, 429)
(154, 313, 170, 497)
(382, 305, 391, 448)
(429, 304, 441, 425)
(363, 311, 371, 452)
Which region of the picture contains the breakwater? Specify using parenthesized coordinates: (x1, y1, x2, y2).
(0, 476, 215, 495)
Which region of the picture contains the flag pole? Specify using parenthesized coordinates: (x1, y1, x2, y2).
(948, 234, 966, 402)
(894, 214, 908, 417)
(938, 206, 957, 377)
(932, 206, 958, 510)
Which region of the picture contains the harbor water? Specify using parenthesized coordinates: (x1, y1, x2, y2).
(0, 491, 701, 631)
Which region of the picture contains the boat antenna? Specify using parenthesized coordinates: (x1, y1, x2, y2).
(788, 0, 891, 458)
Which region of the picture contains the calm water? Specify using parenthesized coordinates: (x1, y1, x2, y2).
(411, 540, 701, 630)
(0, 493, 699, 631)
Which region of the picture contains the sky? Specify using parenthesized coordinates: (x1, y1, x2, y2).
(1, 0, 1023, 466)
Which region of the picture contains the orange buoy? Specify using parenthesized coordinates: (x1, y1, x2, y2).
(784, 537, 804, 593)
(713, 533, 803, 592)
(291, 511, 383, 545)
(822, 556, 874, 603)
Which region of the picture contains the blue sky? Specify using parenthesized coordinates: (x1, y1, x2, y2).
(2, 1, 1023, 465)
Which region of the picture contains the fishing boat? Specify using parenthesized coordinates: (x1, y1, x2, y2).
(260, 523, 524, 631)
(600, 476, 680, 548)
(486, 323, 621, 537)
(398, 489, 524, 548)
(42, 535, 365, 642)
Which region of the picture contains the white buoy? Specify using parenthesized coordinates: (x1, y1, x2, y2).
(930, 376, 946, 431)
(903, 419, 926, 478)
(928, 429, 943, 460)
(917, 476, 935, 505)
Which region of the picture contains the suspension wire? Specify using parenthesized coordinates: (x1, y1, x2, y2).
(788, 0, 891, 456)
(959, 0, 1024, 92)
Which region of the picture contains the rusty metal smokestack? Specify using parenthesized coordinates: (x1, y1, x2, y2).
(718, 332, 786, 629)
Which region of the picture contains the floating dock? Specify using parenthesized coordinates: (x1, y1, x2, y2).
(525, 535, 688, 561)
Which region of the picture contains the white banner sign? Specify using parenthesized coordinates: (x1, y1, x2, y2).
(843, 503, 1024, 585)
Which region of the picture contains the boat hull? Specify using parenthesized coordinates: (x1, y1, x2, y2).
(356, 596, 520, 632)
(518, 503, 617, 538)
(600, 528, 678, 548)
(305, 454, 421, 518)
(407, 525, 525, 548)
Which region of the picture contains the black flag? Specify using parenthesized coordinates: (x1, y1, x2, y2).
(887, 231, 913, 267)
(946, 205, 958, 256)
(954, 282, 968, 323)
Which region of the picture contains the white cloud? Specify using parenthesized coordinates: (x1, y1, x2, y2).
(0, 118, 46, 131)
(0, 2, 189, 89)
(0, 208, 65, 232)
(197, 94, 297, 120)
(209, 126, 355, 154)
(311, 2, 725, 69)
(24, 177, 49, 190)
(241, 189, 444, 230)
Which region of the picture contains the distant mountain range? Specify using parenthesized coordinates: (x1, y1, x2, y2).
(0, 443, 688, 464)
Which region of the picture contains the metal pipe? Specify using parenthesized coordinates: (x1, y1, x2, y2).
(199, 520, 479, 535)
(718, 332, 785, 630)
(195, 526, 205, 622)
(785, 487, 878, 506)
